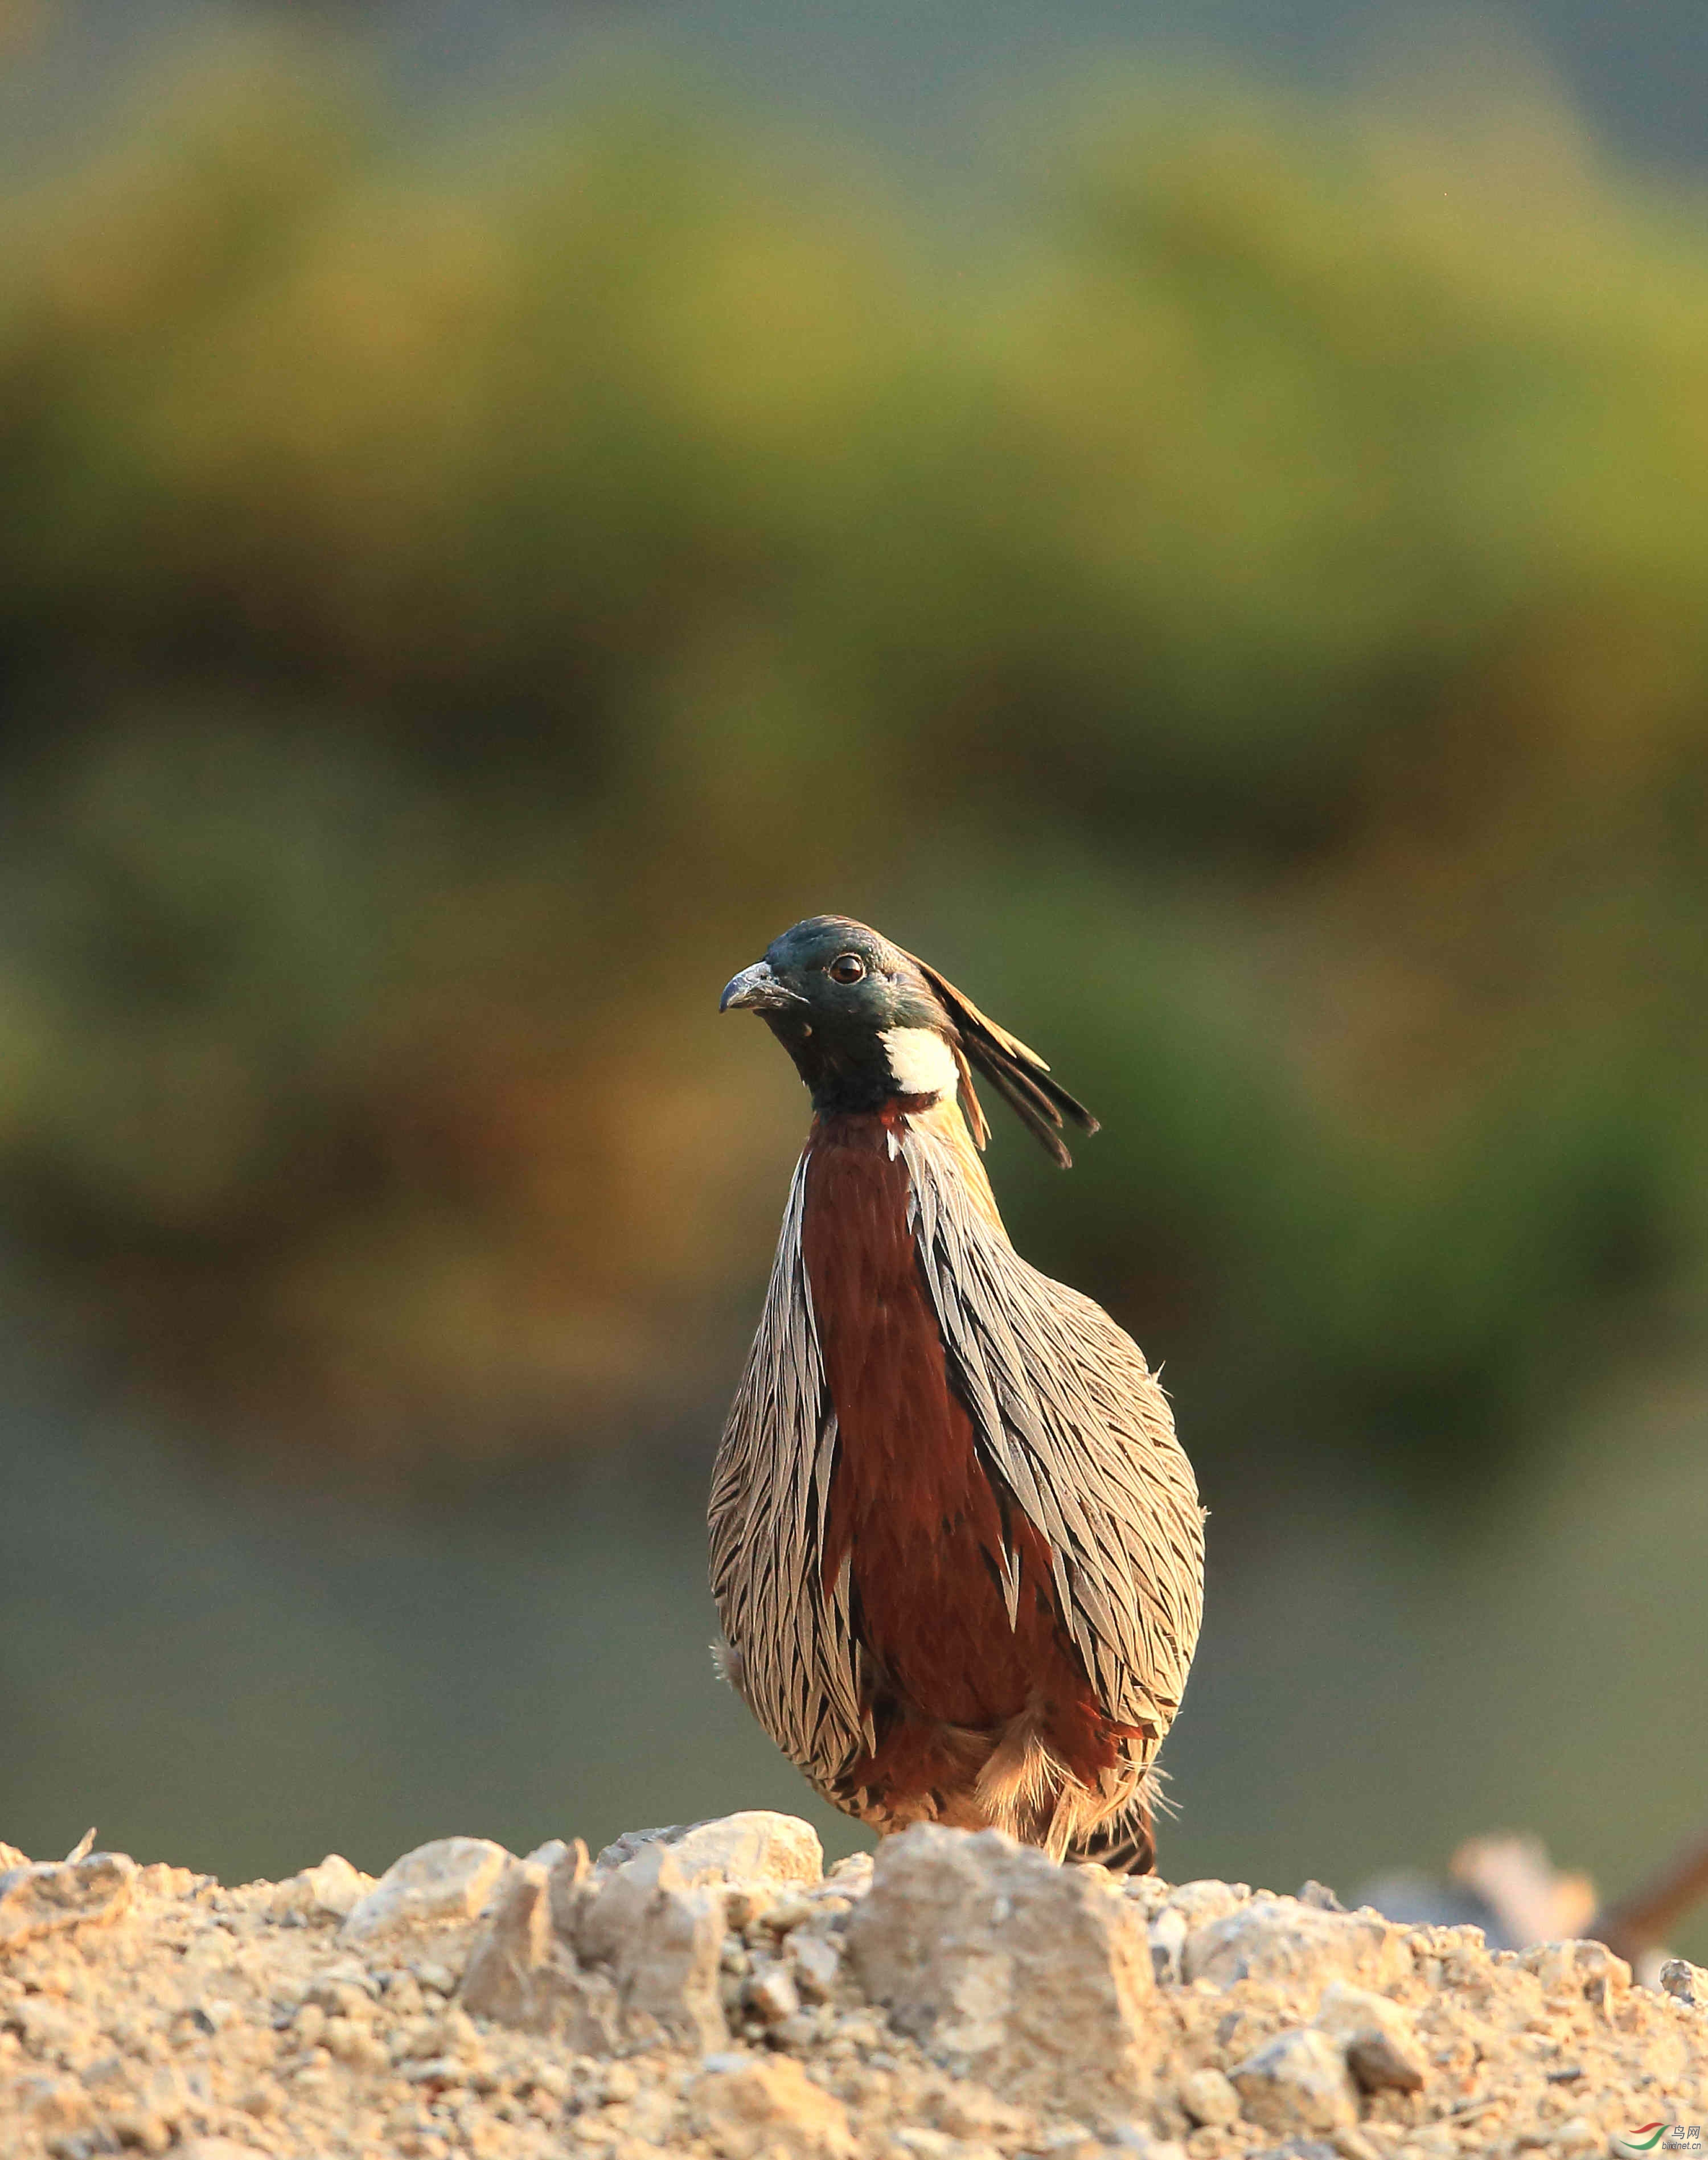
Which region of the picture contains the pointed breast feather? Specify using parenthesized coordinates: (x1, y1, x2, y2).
(899, 1120, 1206, 1740)
(708, 1155, 868, 1790)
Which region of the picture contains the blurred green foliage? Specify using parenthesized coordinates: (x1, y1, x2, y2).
(2, 45, 1706, 1493)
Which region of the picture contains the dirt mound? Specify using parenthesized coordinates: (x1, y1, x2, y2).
(2, 1816, 1703, 2160)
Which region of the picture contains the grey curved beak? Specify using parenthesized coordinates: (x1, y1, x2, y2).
(720, 960, 802, 1014)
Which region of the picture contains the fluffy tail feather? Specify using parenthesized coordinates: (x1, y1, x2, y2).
(1066, 1764, 1173, 1875)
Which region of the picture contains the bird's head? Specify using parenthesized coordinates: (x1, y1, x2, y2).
(720, 914, 1098, 1165)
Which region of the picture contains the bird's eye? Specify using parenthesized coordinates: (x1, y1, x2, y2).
(828, 952, 866, 984)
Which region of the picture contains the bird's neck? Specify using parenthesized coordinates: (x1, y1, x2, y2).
(771, 1018, 961, 1120)
(806, 1093, 1007, 1237)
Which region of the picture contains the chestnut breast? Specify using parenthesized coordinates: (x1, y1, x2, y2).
(800, 1107, 1110, 1764)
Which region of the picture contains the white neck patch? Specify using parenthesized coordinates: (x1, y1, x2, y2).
(881, 1026, 958, 1100)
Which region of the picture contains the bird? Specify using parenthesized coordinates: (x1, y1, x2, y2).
(708, 914, 1204, 1871)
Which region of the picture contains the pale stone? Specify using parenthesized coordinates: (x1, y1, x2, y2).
(22, 2076, 93, 2129)
(892, 2130, 955, 2159)
(554, 1841, 727, 2050)
(936, 2088, 1027, 2140)
(135, 1864, 199, 1900)
(1185, 1899, 1407, 1990)
(270, 1854, 370, 1924)
(744, 1964, 800, 2023)
(1230, 2026, 1361, 2135)
(1165, 1881, 1249, 1928)
(459, 1861, 616, 2048)
(1520, 1940, 1631, 2003)
(1549, 2119, 1602, 2153)
(788, 1929, 843, 2002)
(1149, 1906, 1189, 1985)
(689, 2054, 854, 2159)
(522, 1839, 570, 1870)
(339, 1838, 514, 1944)
(617, 1872, 728, 2051)
(1314, 1980, 1428, 2092)
(0, 1851, 136, 1948)
(1178, 2065, 1242, 2126)
(844, 1823, 1155, 2115)
(596, 1812, 823, 1891)
(1659, 1957, 1708, 2007)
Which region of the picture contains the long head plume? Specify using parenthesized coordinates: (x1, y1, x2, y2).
(902, 949, 1099, 1169)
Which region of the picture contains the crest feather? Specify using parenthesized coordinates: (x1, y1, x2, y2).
(904, 952, 1099, 1167)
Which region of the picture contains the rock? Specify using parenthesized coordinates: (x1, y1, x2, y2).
(1230, 2028, 1361, 2136)
(744, 1964, 800, 2023)
(721, 1885, 774, 1931)
(1545, 2120, 1602, 2154)
(458, 1858, 619, 2048)
(135, 1864, 199, 1900)
(773, 2010, 823, 2051)
(521, 1838, 570, 1870)
(559, 1842, 728, 2050)
(892, 2130, 958, 2159)
(936, 2088, 1027, 2140)
(593, 1824, 686, 1871)
(0, 1851, 136, 1948)
(269, 1855, 370, 1924)
(569, 1842, 669, 1966)
(106, 2065, 190, 2149)
(690, 2053, 854, 2159)
(1149, 1907, 1188, 1985)
(1520, 1940, 1631, 2005)
(1178, 2065, 1242, 2126)
(1164, 1881, 1249, 1928)
(459, 1875, 552, 2022)
(1185, 1900, 1407, 1991)
(788, 1929, 843, 2002)
(616, 1869, 729, 2052)
(1298, 1882, 1347, 1912)
(596, 1812, 823, 1890)
(1658, 1957, 1708, 2007)
(1313, 1981, 1427, 2092)
(844, 1823, 1155, 2115)
(339, 1838, 514, 1944)
(20, 2075, 92, 2130)
(0, 1843, 27, 1871)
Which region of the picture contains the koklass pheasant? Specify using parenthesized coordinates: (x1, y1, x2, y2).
(709, 915, 1204, 1870)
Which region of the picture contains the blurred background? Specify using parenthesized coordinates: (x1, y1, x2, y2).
(1, 0, 1705, 1960)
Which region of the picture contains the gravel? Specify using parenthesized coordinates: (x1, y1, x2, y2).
(2, 1814, 1704, 2160)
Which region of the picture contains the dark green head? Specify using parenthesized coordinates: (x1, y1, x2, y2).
(720, 914, 1098, 1165)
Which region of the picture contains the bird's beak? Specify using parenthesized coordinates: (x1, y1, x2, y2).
(720, 960, 801, 1014)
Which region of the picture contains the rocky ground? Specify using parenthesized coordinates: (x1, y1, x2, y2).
(2, 1816, 1704, 2160)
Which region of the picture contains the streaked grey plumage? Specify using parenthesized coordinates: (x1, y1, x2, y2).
(901, 1120, 1203, 1748)
(707, 1155, 868, 1793)
(709, 916, 1205, 1866)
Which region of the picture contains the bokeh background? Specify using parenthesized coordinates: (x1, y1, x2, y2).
(2, 0, 1705, 1959)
